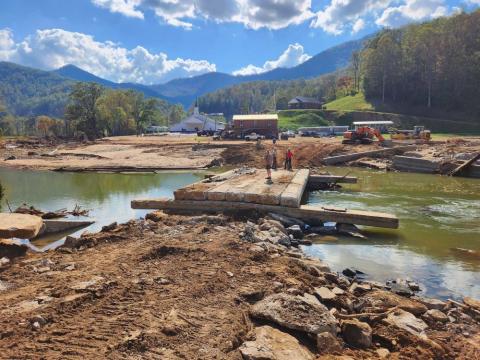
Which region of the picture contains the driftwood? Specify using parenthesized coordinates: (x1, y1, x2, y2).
(14, 204, 90, 219)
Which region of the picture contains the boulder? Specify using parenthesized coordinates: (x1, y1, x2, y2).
(413, 297, 445, 310)
(260, 219, 287, 235)
(239, 326, 314, 360)
(291, 257, 330, 276)
(341, 319, 372, 348)
(365, 290, 427, 316)
(0, 213, 44, 239)
(424, 309, 448, 323)
(376, 348, 390, 358)
(315, 287, 337, 302)
(251, 293, 338, 336)
(385, 309, 428, 336)
(348, 282, 371, 295)
(0, 239, 29, 259)
(316, 331, 342, 354)
(145, 211, 168, 222)
(342, 267, 364, 278)
(287, 225, 303, 239)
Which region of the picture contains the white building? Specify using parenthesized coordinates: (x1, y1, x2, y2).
(170, 103, 225, 133)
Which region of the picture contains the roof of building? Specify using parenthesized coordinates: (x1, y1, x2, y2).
(232, 114, 278, 121)
(288, 96, 322, 104)
(353, 121, 394, 125)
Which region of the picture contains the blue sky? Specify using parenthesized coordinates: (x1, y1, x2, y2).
(0, 0, 478, 84)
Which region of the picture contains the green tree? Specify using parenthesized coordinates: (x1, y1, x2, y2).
(65, 82, 104, 139)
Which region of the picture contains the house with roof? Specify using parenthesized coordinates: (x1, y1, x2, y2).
(288, 96, 323, 109)
(170, 102, 225, 133)
(232, 114, 278, 139)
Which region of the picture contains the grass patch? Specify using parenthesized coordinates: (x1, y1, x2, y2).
(325, 93, 374, 111)
(278, 110, 330, 130)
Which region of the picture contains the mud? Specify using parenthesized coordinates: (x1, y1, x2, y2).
(0, 213, 478, 359)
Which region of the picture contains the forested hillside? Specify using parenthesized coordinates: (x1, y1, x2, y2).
(361, 10, 480, 118)
(199, 10, 480, 124)
(198, 71, 349, 119)
(0, 62, 74, 117)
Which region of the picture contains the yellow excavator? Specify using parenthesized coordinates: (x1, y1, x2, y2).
(391, 126, 431, 141)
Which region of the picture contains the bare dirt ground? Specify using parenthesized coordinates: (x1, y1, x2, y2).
(0, 135, 385, 172)
(1, 134, 479, 173)
(0, 214, 478, 359)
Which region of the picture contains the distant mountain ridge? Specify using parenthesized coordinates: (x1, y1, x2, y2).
(0, 35, 369, 117)
(151, 36, 368, 106)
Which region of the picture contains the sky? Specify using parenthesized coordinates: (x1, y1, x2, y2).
(0, 0, 478, 85)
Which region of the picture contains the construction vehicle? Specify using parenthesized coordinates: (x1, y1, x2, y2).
(342, 126, 386, 145)
(391, 126, 431, 141)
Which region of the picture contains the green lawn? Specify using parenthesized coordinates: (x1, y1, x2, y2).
(277, 109, 330, 130)
(324, 93, 374, 111)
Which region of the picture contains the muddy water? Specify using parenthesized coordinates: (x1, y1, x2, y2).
(0, 168, 204, 250)
(0, 167, 479, 299)
(304, 167, 480, 300)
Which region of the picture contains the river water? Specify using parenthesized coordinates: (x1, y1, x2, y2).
(1, 167, 478, 299)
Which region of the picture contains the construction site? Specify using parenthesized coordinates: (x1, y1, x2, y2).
(0, 132, 479, 359)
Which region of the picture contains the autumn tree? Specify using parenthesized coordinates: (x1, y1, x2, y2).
(36, 115, 55, 137)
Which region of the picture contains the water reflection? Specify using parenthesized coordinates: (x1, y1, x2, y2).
(305, 167, 480, 299)
(0, 168, 203, 249)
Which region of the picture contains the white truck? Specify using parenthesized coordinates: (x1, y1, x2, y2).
(244, 132, 265, 141)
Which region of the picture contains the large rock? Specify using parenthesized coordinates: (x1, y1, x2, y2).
(0, 239, 29, 259)
(239, 326, 314, 360)
(287, 225, 303, 239)
(290, 257, 330, 276)
(0, 213, 44, 239)
(464, 296, 480, 311)
(315, 287, 337, 302)
(316, 331, 342, 354)
(385, 309, 428, 336)
(423, 309, 448, 323)
(413, 296, 446, 310)
(341, 319, 372, 348)
(251, 293, 338, 336)
(365, 290, 427, 316)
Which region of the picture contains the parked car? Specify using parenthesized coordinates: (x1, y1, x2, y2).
(280, 132, 289, 140)
(244, 132, 265, 141)
(197, 130, 214, 136)
(285, 130, 296, 138)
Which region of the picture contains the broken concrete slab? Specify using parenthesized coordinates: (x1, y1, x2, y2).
(0, 213, 44, 239)
(250, 293, 338, 336)
(385, 309, 428, 336)
(239, 326, 314, 360)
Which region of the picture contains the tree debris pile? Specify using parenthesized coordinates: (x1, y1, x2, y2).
(14, 204, 90, 219)
(0, 213, 478, 359)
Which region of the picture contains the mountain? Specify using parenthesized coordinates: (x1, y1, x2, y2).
(151, 36, 369, 107)
(0, 61, 74, 117)
(0, 62, 174, 118)
(52, 65, 170, 100)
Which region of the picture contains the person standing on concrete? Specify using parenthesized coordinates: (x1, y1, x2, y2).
(271, 145, 278, 171)
(284, 148, 293, 171)
(265, 149, 273, 182)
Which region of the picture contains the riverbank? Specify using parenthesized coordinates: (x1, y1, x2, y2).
(2, 135, 479, 175)
(0, 213, 478, 359)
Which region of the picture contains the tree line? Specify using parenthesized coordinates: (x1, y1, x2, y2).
(0, 83, 186, 139)
(359, 10, 480, 116)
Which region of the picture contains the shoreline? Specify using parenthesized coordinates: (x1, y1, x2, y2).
(0, 212, 478, 358)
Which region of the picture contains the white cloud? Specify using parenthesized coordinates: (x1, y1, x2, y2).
(91, 0, 315, 30)
(233, 43, 311, 76)
(92, 0, 144, 19)
(0, 28, 216, 84)
(376, 0, 452, 28)
(311, 0, 392, 35)
(0, 28, 15, 59)
(352, 18, 365, 33)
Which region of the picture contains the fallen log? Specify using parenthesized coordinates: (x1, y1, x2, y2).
(131, 198, 399, 229)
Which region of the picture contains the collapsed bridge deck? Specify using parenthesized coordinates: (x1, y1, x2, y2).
(132, 168, 399, 229)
